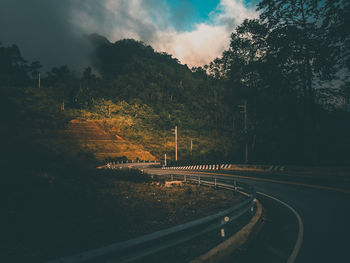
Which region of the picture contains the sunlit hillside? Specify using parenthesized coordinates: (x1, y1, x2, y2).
(40, 119, 156, 161)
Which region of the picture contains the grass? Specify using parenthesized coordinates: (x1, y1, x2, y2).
(5, 89, 231, 163)
(38, 113, 227, 163)
(38, 118, 157, 162)
(94, 117, 230, 162)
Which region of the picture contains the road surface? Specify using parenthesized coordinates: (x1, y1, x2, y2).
(146, 168, 350, 263)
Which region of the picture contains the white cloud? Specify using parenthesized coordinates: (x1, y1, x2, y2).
(212, 0, 258, 28)
(151, 23, 230, 66)
(71, 0, 258, 67)
(151, 0, 257, 67)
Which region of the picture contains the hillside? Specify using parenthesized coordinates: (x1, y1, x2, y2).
(42, 119, 156, 161)
(1, 31, 349, 165)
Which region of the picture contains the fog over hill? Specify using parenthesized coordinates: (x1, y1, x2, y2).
(0, 0, 93, 69)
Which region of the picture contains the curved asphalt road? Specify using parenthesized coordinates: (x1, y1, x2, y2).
(147, 168, 350, 263)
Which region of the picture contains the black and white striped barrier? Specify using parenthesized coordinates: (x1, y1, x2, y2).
(162, 164, 232, 170)
(162, 164, 287, 172)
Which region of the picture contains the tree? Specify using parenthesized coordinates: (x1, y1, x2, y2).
(217, 19, 271, 161)
(46, 66, 79, 110)
(0, 44, 30, 87)
(322, 0, 350, 75)
(257, 0, 335, 162)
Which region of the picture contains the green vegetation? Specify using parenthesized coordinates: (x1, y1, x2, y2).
(1, 0, 349, 165)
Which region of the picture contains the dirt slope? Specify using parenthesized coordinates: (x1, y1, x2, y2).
(42, 119, 155, 161)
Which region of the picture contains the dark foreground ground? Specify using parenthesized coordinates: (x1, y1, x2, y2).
(1, 167, 244, 263)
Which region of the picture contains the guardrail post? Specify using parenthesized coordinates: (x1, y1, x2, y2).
(184, 175, 186, 182)
(214, 176, 217, 187)
(234, 180, 237, 192)
(171, 174, 173, 181)
(198, 175, 201, 185)
(221, 228, 225, 238)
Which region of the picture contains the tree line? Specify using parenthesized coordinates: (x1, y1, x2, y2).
(202, 0, 350, 164)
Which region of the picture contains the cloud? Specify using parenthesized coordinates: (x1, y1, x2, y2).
(72, 0, 169, 43)
(213, 0, 258, 26)
(151, 0, 258, 66)
(0, 0, 92, 70)
(152, 24, 230, 67)
(0, 0, 257, 69)
(73, 0, 258, 67)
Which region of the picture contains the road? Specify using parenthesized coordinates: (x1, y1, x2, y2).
(146, 168, 350, 263)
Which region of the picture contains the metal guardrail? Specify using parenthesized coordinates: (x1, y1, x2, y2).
(46, 174, 256, 263)
(105, 161, 161, 170)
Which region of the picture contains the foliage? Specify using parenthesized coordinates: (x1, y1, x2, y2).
(1, 1, 350, 165)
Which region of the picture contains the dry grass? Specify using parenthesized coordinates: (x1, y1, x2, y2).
(40, 119, 156, 161)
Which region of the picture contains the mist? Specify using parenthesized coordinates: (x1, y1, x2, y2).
(0, 0, 92, 70)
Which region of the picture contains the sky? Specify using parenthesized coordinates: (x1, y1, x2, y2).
(0, 0, 258, 69)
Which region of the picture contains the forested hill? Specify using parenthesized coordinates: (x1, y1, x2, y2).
(0, 36, 221, 164)
(87, 34, 208, 106)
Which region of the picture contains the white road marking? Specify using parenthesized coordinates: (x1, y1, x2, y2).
(146, 168, 305, 262)
(257, 191, 304, 263)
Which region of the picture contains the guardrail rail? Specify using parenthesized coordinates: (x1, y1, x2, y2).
(46, 174, 256, 263)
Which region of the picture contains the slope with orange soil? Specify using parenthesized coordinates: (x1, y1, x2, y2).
(41, 119, 156, 161)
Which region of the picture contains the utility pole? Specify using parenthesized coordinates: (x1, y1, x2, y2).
(190, 139, 193, 156)
(239, 100, 248, 163)
(175, 125, 178, 161)
(171, 126, 178, 161)
(38, 72, 40, 89)
(244, 100, 248, 164)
